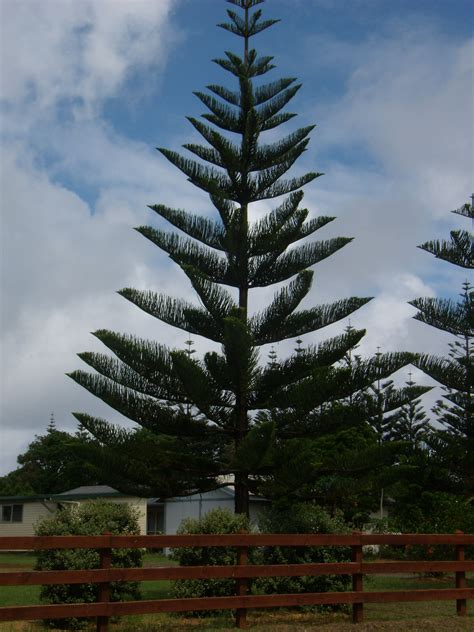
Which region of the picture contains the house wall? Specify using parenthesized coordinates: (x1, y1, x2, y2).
(0, 497, 148, 538)
(163, 490, 268, 535)
(249, 501, 268, 526)
(0, 501, 57, 537)
(1, 493, 264, 540)
(164, 491, 235, 535)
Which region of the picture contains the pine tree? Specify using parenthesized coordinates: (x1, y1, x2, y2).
(255, 332, 431, 521)
(47, 412, 56, 432)
(67, 0, 378, 516)
(361, 348, 399, 444)
(352, 349, 432, 520)
(332, 336, 431, 443)
(390, 371, 431, 447)
(267, 345, 278, 369)
(410, 197, 474, 491)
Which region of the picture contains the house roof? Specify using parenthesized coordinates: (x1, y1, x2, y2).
(0, 485, 127, 504)
(1, 485, 269, 505)
(148, 486, 270, 505)
(58, 485, 120, 496)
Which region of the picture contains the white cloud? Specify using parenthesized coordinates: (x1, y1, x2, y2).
(352, 274, 438, 355)
(0, 0, 182, 473)
(1, 0, 177, 121)
(290, 23, 473, 355)
(0, 141, 199, 473)
(314, 28, 473, 214)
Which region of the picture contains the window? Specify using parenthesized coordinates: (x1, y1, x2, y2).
(147, 505, 164, 535)
(1, 504, 23, 522)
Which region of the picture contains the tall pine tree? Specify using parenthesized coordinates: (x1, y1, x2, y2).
(68, 0, 376, 515)
(389, 371, 431, 448)
(411, 197, 473, 492)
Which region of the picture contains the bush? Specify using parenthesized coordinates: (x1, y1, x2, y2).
(255, 502, 351, 610)
(171, 507, 250, 615)
(371, 492, 474, 563)
(35, 500, 143, 629)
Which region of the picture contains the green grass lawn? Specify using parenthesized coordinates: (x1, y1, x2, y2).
(364, 574, 474, 622)
(0, 550, 176, 608)
(0, 553, 41, 609)
(142, 551, 177, 567)
(0, 552, 472, 631)
(0, 553, 36, 568)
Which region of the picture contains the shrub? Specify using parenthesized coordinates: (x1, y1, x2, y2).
(255, 502, 351, 610)
(372, 492, 474, 563)
(35, 500, 143, 629)
(171, 507, 250, 615)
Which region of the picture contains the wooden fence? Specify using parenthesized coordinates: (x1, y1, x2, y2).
(0, 533, 473, 630)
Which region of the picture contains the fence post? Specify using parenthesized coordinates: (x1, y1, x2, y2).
(455, 530, 466, 616)
(235, 531, 249, 629)
(351, 531, 363, 624)
(97, 531, 111, 632)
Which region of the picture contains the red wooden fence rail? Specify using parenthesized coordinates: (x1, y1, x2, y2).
(0, 533, 473, 630)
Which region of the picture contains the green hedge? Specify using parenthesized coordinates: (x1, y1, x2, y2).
(171, 507, 250, 615)
(35, 500, 143, 629)
(254, 502, 351, 610)
(171, 503, 351, 616)
(373, 492, 474, 563)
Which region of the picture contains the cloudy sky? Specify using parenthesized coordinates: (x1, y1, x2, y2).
(1, 0, 472, 475)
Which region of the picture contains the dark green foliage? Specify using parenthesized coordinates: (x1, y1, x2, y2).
(171, 508, 250, 615)
(376, 492, 474, 562)
(171, 504, 351, 615)
(255, 502, 351, 609)
(389, 372, 431, 447)
(68, 0, 373, 514)
(0, 470, 35, 496)
(410, 198, 473, 494)
(391, 491, 474, 536)
(344, 350, 432, 525)
(258, 329, 431, 524)
(417, 200, 473, 269)
(338, 343, 431, 446)
(35, 500, 143, 630)
(0, 422, 100, 496)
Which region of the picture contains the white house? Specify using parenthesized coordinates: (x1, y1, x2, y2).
(147, 487, 269, 535)
(0, 486, 148, 537)
(0, 485, 268, 538)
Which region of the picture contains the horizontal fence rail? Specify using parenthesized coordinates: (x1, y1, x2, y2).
(2, 533, 474, 550)
(0, 533, 472, 630)
(2, 560, 474, 586)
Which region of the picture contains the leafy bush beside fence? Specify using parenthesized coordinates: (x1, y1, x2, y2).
(35, 500, 143, 629)
(171, 508, 250, 614)
(171, 503, 352, 615)
(255, 502, 351, 609)
(371, 492, 474, 563)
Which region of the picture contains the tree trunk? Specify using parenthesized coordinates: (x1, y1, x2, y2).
(234, 471, 250, 517)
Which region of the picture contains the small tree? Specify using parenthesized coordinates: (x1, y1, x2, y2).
(35, 500, 143, 630)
